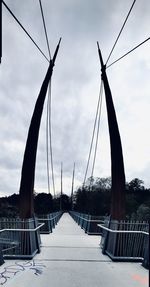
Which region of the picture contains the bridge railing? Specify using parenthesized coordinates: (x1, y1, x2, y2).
(37, 211, 63, 234)
(0, 211, 63, 259)
(98, 220, 149, 269)
(69, 211, 105, 235)
(0, 218, 43, 259)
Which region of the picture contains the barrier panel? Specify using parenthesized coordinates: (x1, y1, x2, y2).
(69, 211, 105, 235)
(0, 218, 43, 259)
(0, 248, 4, 266)
(142, 233, 149, 269)
(98, 220, 149, 269)
(37, 211, 63, 234)
(85, 215, 104, 235)
(0, 212, 63, 259)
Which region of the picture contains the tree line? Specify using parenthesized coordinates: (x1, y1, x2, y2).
(0, 192, 71, 217)
(73, 177, 150, 220)
(0, 177, 149, 220)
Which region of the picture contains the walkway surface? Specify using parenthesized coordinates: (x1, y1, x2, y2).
(0, 213, 148, 286)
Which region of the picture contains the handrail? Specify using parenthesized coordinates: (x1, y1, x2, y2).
(98, 224, 149, 235)
(70, 214, 104, 222)
(71, 212, 148, 224)
(80, 218, 104, 222)
(0, 223, 45, 233)
(38, 215, 60, 221)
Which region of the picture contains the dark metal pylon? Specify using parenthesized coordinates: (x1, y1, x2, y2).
(19, 39, 61, 219)
(97, 42, 126, 220)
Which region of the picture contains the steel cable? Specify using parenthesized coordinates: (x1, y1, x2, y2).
(38, 0, 56, 197)
(89, 81, 103, 191)
(39, 0, 51, 59)
(83, 80, 103, 188)
(106, 0, 137, 65)
(107, 37, 150, 68)
(2, 0, 49, 62)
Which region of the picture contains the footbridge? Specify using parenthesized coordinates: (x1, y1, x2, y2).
(0, 213, 148, 287)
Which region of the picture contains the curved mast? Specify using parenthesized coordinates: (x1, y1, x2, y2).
(19, 39, 61, 219)
(97, 42, 125, 220)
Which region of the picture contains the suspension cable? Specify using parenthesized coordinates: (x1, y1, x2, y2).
(46, 98, 51, 194)
(83, 80, 103, 187)
(2, 0, 49, 62)
(48, 82, 56, 197)
(39, 0, 51, 59)
(46, 82, 56, 197)
(89, 81, 103, 191)
(106, 0, 137, 65)
(107, 36, 150, 68)
(38, 0, 56, 196)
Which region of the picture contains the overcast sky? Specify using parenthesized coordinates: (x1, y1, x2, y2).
(0, 0, 150, 197)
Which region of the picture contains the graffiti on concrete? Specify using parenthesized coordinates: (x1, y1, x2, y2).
(0, 260, 46, 285)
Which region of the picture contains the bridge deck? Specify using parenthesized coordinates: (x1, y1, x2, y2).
(0, 213, 148, 286)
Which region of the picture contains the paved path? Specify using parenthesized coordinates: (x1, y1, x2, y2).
(0, 213, 148, 286)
